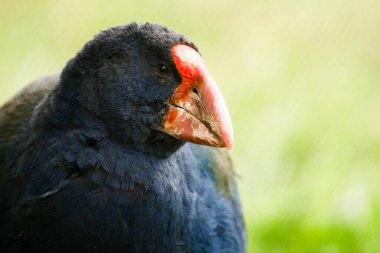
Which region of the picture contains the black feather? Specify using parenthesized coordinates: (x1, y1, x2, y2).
(0, 23, 246, 253)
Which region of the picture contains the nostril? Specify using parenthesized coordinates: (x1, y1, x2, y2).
(192, 87, 198, 95)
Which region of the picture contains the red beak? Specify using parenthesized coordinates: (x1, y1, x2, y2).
(162, 44, 233, 150)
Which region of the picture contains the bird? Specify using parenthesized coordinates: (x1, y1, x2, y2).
(0, 23, 246, 253)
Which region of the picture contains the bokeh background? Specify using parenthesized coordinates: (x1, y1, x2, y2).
(1, 0, 380, 252)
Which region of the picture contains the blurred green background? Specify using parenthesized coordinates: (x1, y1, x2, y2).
(1, 0, 380, 252)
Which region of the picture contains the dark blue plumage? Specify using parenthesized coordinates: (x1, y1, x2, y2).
(0, 23, 246, 252)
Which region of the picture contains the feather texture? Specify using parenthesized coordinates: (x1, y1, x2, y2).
(0, 23, 246, 253)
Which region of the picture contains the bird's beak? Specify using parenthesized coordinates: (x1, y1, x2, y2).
(162, 44, 233, 150)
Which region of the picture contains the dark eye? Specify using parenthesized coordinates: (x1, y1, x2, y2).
(154, 63, 171, 78)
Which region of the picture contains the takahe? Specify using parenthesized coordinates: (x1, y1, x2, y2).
(0, 23, 246, 253)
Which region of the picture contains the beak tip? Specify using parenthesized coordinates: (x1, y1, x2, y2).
(222, 132, 233, 151)
(220, 115, 233, 151)
(224, 143, 233, 152)
(226, 140, 233, 151)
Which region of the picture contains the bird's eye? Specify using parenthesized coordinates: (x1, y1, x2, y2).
(155, 63, 171, 78)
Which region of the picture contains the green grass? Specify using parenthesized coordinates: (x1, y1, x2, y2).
(1, 0, 380, 252)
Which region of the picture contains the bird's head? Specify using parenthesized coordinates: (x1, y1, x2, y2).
(59, 23, 232, 155)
